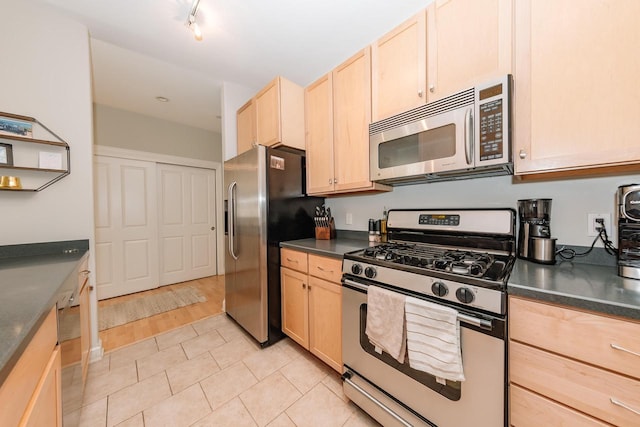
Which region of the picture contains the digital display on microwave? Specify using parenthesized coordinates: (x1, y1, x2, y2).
(479, 83, 503, 100)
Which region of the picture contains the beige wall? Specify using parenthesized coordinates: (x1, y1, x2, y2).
(94, 104, 222, 163)
(0, 1, 94, 246)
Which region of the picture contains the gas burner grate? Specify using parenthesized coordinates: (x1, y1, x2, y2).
(361, 243, 499, 278)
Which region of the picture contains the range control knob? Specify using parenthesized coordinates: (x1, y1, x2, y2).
(351, 264, 363, 275)
(456, 287, 475, 304)
(431, 281, 448, 297)
(364, 266, 377, 279)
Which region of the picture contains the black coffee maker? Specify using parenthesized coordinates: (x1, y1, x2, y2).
(617, 184, 640, 279)
(517, 199, 556, 264)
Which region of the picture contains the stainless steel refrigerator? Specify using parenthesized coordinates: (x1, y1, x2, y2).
(224, 145, 322, 346)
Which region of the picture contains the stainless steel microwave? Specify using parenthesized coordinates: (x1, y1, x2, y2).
(370, 75, 513, 184)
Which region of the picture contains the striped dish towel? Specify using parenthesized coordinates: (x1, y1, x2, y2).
(405, 296, 465, 382)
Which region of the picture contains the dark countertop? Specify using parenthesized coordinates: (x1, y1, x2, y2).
(0, 240, 89, 386)
(508, 259, 640, 321)
(280, 236, 371, 259)
(281, 236, 640, 320)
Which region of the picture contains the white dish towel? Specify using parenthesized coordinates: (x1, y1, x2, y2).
(405, 296, 465, 382)
(365, 285, 406, 363)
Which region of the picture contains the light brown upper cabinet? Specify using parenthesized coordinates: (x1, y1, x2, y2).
(236, 99, 256, 155)
(514, 0, 640, 176)
(305, 49, 391, 196)
(371, 1, 513, 122)
(236, 76, 305, 155)
(371, 10, 427, 122)
(305, 73, 335, 195)
(426, 0, 513, 102)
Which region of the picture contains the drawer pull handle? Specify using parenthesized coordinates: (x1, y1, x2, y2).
(611, 398, 640, 416)
(317, 266, 333, 273)
(611, 343, 640, 358)
(286, 258, 298, 263)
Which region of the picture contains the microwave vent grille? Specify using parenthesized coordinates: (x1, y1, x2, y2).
(370, 87, 475, 135)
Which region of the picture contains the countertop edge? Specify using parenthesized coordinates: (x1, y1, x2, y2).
(508, 283, 640, 321)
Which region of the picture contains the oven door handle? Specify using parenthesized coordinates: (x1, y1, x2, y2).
(343, 278, 493, 330)
(342, 372, 414, 427)
(344, 278, 369, 292)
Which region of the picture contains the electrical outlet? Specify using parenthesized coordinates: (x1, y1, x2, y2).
(587, 213, 611, 236)
(346, 212, 353, 225)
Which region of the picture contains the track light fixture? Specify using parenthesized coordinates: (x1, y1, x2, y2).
(186, 0, 203, 41)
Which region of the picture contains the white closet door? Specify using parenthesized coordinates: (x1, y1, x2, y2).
(94, 156, 159, 299)
(157, 163, 217, 285)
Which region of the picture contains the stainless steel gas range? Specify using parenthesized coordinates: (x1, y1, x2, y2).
(341, 208, 516, 427)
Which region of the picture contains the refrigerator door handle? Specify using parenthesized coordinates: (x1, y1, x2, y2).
(228, 181, 238, 260)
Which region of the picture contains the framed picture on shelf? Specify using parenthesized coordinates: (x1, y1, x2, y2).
(0, 117, 33, 138)
(0, 143, 13, 166)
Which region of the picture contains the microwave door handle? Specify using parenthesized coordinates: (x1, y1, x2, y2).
(464, 107, 473, 165)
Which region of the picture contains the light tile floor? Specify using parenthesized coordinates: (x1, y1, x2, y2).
(63, 313, 380, 427)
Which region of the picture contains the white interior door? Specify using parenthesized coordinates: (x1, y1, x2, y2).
(158, 163, 217, 285)
(94, 156, 159, 300)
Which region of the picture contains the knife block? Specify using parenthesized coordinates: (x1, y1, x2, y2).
(315, 218, 336, 240)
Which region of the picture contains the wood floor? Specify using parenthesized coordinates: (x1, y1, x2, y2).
(61, 275, 225, 366)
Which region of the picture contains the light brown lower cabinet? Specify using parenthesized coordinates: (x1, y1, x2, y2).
(281, 248, 342, 372)
(509, 296, 640, 427)
(20, 346, 62, 427)
(0, 306, 61, 427)
(510, 384, 609, 427)
(79, 261, 91, 386)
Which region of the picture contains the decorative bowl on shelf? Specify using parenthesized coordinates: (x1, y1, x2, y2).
(0, 175, 22, 189)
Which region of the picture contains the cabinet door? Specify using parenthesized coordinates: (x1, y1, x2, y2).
(79, 278, 91, 386)
(514, 0, 640, 175)
(305, 74, 335, 195)
(308, 276, 342, 372)
(372, 10, 427, 121)
(21, 346, 62, 427)
(256, 77, 280, 146)
(427, 0, 512, 101)
(281, 267, 309, 349)
(333, 48, 374, 192)
(237, 99, 256, 155)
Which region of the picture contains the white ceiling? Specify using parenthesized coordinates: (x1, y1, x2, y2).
(33, 0, 431, 133)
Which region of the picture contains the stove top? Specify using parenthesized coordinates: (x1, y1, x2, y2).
(358, 242, 509, 282)
(342, 209, 517, 315)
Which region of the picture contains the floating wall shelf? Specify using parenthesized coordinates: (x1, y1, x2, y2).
(0, 112, 70, 192)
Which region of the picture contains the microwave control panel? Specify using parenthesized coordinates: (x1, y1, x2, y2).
(478, 98, 504, 161)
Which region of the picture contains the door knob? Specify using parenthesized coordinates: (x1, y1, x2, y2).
(519, 149, 527, 159)
(211, 226, 215, 231)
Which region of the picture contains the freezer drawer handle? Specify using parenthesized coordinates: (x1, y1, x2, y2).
(342, 371, 413, 427)
(611, 343, 640, 358)
(611, 398, 640, 416)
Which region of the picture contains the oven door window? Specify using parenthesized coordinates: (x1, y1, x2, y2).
(359, 303, 462, 401)
(378, 124, 456, 169)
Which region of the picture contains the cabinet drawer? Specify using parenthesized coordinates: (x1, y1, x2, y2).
(510, 384, 610, 427)
(510, 296, 640, 380)
(0, 306, 57, 427)
(281, 248, 308, 273)
(308, 254, 342, 283)
(510, 341, 640, 426)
